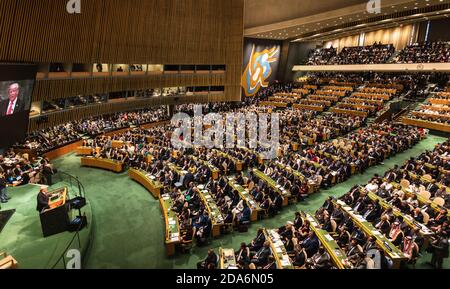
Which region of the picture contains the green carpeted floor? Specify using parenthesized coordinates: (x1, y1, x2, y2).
(44, 134, 447, 269)
(0, 183, 92, 269)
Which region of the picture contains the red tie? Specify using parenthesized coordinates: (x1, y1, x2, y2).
(7, 101, 14, 115)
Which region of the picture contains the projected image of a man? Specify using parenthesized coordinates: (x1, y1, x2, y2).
(1, 83, 25, 116)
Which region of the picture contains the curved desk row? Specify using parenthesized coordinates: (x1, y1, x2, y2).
(330, 108, 369, 117)
(76, 146, 101, 156)
(128, 168, 164, 198)
(365, 190, 434, 244)
(274, 161, 318, 195)
(259, 101, 288, 108)
(159, 194, 181, 256)
(402, 117, 450, 133)
(227, 177, 260, 222)
(219, 248, 238, 269)
(387, 179, 450, 218)
(263, 229, 293, 269)
(292, 104, 324, 112)
(214, 150, 243, 172)
(334, 199, 407, 269)
(80, 157, 123, 173)
(306, 214, 348, 269)
(26, 121, 171, 161)
(190, 156, 220, 180)
(252, 169, 291, 206)
(195, 186, 224, 238)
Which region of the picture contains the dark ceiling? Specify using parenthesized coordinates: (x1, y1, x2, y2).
(244, 0, 369, 28)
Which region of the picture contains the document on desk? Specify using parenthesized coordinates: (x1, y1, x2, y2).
(355, 215, 366, 222)
(324, 234, 334, 242)
(169, 219, 176, 225)
(281, 256, 291, 267)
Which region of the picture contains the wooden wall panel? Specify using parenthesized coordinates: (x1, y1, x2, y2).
(1, 0, 241, 64)
(32, 73, 226, 101)
(0, 0, 243, 115)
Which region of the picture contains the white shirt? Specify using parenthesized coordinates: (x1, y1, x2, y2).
(6, 98, 17, 115)
(365, 183, 378, 193)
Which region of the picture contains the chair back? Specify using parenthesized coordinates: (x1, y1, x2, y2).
(419, 190, 431, 200)
(422, 174, 433, 182)
(330, 219, 337, 233)
(400, 179, 410, 189)
(316, 175, 323, 186)
(433, 197, 445, 207)
(421, 211, 430, 225)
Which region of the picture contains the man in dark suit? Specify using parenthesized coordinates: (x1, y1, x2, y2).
(250, 241, 271, 267)
(262, 256, 277, 269)
(36, 187, 50, 213)
(429, 232, 449, 269)
(301, 231, 320, 257)
(197, 249, 218, 269)
(42, 164, 54, 186)
(183, 171, 194, 189)
(1, 83, 26, 116)
(249, 228, 266, 252)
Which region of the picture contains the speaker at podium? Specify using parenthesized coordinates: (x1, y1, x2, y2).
(39, 187, 70, 237)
